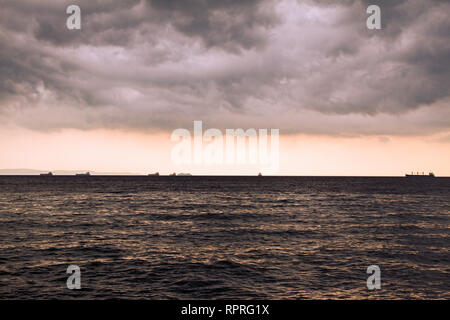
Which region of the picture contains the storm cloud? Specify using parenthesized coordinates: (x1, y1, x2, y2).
(0, 0, 449, 135)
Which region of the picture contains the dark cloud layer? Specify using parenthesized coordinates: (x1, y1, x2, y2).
(0, 0, 449, 135)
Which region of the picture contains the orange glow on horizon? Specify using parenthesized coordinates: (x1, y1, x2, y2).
(0, 126, 449, 176)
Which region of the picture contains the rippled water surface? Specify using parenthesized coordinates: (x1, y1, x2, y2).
(0, 176, 449, 299)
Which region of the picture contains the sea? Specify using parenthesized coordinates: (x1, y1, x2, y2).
(0, 176, 448, 299)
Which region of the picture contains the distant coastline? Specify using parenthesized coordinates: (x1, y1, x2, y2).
(0, 169, 140, 176)
(0, 170, 448, 178)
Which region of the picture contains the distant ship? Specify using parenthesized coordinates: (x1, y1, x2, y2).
(40, 172, 53, 176)
(405, 172, 435, 178)
(75, 172, 91, 176)
(148, 172, 160, 176)
(258, 172, 262, 176)
(177, 173, 192, 176)
(169, 172, 177, 176)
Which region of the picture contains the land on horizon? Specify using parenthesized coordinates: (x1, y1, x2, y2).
(0, 168, 140, 176)
(0, 168, 446, 177)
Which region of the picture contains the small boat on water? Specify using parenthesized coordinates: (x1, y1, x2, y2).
(405, 172, 435, 178)
(148, 172, 160, 176)
(169, 172, 177, 176)
(258, 172, 262, 176)
(75, 172, 91, 176)
(177, 173, 192, 176)
(40, 172, 53, 176)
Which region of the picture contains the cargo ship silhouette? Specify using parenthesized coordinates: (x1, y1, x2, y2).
(75, 172, 91, 176)
(405, 172, 435, 178)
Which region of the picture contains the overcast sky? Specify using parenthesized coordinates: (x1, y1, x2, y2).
(0, 0, 449, 136)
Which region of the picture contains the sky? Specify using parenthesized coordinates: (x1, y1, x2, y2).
(0, 0, 449, 175)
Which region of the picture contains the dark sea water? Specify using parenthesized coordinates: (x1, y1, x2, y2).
(0, 176, 448, 299)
